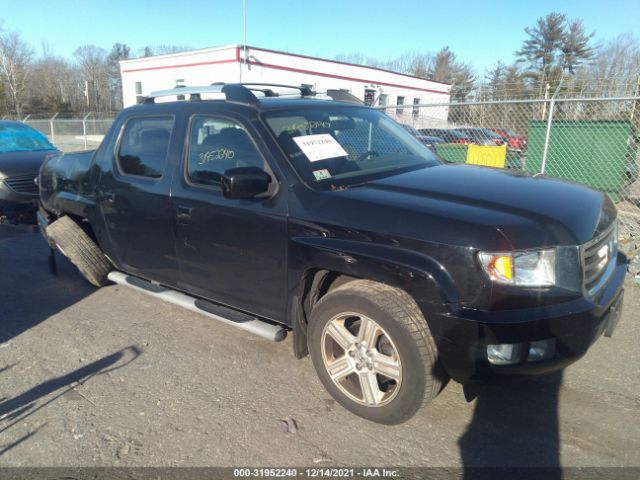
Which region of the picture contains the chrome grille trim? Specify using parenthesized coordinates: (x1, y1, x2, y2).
(581, 222, 617, 297)
(4, 174, 39, 195)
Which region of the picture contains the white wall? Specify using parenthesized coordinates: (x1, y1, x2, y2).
(120, 46, 240, 107)
(120, 45, 451, 120)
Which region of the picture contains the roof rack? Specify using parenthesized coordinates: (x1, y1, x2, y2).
(143, 83, 363, 106)
(143, 84, 260, 106)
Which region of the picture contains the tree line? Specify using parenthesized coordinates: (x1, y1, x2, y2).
(1, 12, 640, 118)
(0, 25, 190, 118)
(337, 12, 640, 102)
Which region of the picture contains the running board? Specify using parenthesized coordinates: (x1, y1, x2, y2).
(107, 271, 287, 342)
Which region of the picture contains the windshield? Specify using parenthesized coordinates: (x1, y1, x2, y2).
(263, 106, 439, 189)
(0, 123, 55, 153)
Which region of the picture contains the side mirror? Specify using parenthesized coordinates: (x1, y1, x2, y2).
(221, 166, 272, 199)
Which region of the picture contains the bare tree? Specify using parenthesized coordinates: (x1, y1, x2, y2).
(574, 34, 640, 97)
(137, 45, 192, 58)
(26, 55, 78, 113)
(74, 45, 110, 113)
(107, 43, 130, 110)
(335, 52, 381, 68)
(0, 29, 33, 116)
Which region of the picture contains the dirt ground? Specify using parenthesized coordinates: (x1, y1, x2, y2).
(0, 224, 639, 469)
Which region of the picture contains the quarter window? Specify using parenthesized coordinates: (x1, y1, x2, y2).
(396, 96, 405, 116)
(117, 116, 173, 179)
(187, 116, 263, 186)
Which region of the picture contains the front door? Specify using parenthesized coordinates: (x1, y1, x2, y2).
(171, 113, 288, 321)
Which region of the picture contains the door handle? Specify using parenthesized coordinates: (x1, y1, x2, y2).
(103, 191, 116, 203)
(177, 206, 192, 224)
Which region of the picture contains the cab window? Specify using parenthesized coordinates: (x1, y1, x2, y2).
(186, 116, 263, 187)
(116, 116, 173, 179)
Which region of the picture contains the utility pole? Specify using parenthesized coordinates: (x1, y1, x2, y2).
(84, 80, 90, 108)
(240, 0, 247, 82)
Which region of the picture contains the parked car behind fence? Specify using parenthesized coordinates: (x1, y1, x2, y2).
(453, 127, 506, 146)
(418, 128, 472, 144)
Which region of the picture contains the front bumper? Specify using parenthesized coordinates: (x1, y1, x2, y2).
(425, 252, 627, 383)
(0, 179, 39, 217)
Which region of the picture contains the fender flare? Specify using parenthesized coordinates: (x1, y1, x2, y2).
(288, 237, 461, 358)
(292, 236, 459, 305)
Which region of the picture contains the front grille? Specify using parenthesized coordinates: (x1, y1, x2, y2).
(581, 223, 617, 295)
(4, 174, 39, 195)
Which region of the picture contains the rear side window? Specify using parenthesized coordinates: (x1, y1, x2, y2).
(186, 116, 263, 186)
(117, 116, 174, 179)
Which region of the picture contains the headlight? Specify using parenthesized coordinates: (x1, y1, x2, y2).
(478, 248, 556, 286)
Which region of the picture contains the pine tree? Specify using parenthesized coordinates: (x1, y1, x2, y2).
(429, 47, 475, 102)
(516, 12, 594, 95)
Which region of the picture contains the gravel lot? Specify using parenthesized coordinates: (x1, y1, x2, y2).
(0, 224, 639, 468)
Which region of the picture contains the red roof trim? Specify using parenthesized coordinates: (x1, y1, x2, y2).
(122, 58, 236, 73)
(248, 46, 451, 86)
(120, 44, 450, 95)
(245, 60, 450, 94)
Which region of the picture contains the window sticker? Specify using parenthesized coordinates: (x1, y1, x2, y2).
(312, 169, 332, 181)
(292, 134, 348, 162)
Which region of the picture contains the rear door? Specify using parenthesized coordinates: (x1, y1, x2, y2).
(170, 110, 289, 321)
(97, 114, 181, 285)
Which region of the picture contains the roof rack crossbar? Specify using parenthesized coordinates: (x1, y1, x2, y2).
(143, 84, 260, 106)
(245, 87, 279, 97)
(236, 83, 315, 97)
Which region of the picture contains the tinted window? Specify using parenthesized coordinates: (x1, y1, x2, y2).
(117, 117, 173, 179)
(187, 116, 263, 186)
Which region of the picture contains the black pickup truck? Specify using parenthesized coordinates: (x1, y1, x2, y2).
(38, 84, 626, 424)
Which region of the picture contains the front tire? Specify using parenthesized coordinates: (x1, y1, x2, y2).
(308, 280, 446, 424)
(47, 216, 111, 287)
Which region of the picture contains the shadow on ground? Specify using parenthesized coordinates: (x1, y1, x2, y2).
(459, 372, 563, 478)
(0, 345, 143, 455)
(0, 226, 94, 343)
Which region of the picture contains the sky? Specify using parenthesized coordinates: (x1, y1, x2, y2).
(2, 0, 640, 77)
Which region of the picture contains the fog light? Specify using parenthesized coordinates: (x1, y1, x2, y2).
(527, 339, 556, 362)
(487, 343, 524, 365)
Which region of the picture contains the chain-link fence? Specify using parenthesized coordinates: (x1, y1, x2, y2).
(379, 96, 640, 240)
(1, 113, 116, 153)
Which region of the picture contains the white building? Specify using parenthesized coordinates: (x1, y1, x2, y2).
(119, 45, 451, 122)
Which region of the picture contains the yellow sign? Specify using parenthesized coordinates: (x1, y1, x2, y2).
(466, 144, 507, 168)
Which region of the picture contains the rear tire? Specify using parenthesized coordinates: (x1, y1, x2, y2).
(308, 279, 446, 424)
(47, 216, 111, 287)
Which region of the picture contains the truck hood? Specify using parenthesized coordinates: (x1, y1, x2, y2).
(0, 150, 59, 178)
(331, 164, 615, 249)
